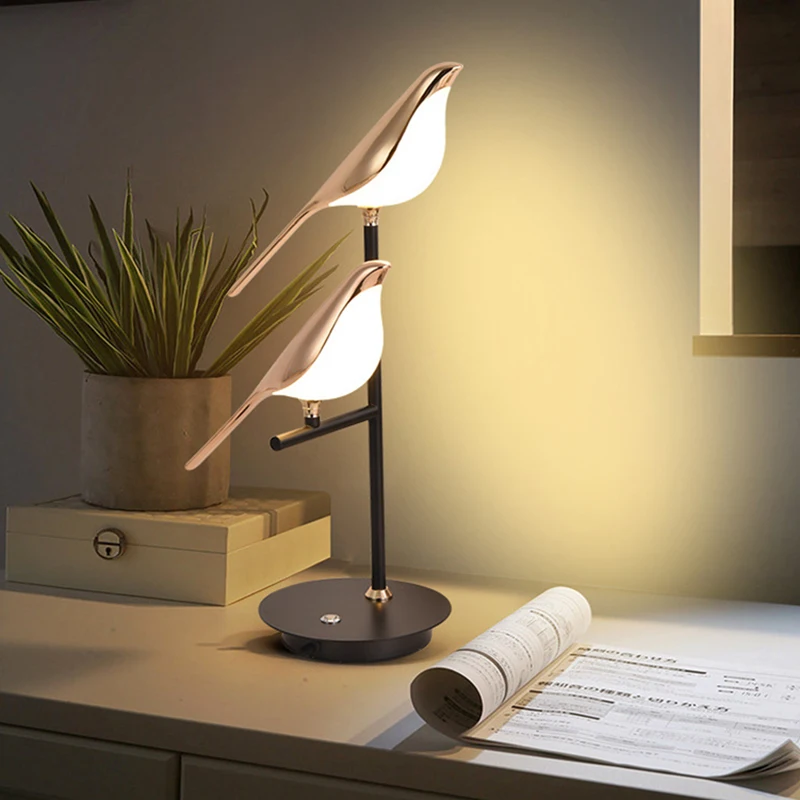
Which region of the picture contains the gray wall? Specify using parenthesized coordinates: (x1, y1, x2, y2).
(1, 0, 797, 603)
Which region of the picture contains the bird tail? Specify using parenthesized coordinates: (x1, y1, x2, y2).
(228, 201, 319, 297)
(185, 388, 272, 471)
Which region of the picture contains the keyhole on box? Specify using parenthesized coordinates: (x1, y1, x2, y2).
(93, 529, 126, 560)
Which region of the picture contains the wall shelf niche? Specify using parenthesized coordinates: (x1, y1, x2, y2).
(699, 1, 800, 356)
(693, 334, 800, 357)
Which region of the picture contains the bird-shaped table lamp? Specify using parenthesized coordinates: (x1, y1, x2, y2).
(187, 62, 462, 662)
(187, 260, 451, 662)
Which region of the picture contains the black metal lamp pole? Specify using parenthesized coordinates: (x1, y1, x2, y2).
(363, 212, 387, 594)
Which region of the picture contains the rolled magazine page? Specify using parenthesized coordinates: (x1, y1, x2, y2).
(410, 587, 592, 738)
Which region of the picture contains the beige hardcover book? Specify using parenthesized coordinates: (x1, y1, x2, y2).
(5, 487, 330, 605)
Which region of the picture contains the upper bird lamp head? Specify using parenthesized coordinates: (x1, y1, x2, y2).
(186, 260, 390, 471)
(229, 62, 462, 297)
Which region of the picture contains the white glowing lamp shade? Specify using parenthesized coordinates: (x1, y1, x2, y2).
(275, 286, 384, 401)
(330, 88, 451, 209)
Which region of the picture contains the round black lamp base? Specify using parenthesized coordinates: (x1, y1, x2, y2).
(259, 578, 451, 663)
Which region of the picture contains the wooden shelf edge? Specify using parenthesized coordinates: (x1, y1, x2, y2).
(693, 334, 800, 357)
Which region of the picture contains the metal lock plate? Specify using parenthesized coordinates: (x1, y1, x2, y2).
(93, 528, 126, 560)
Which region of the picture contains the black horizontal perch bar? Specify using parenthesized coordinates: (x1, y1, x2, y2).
(270, 405, 378, 451)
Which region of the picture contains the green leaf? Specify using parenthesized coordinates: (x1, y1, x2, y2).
(0, 230, 36, 280)
(11, 218, 136, 356)
(70, 243, 116, 316)
(175, 209, 195, 279)
(1, 262, 138, 374)
(114, 232, 161, 374)
(174, 228, 211, 376)
(12, 219, 102, 318)
(0, 268, 97, 370)
(123, 179, 134, 253)
(162, 243, 181, 358)
(30, 184, 83, 278)
(87, 241, 110, 293)
(88, 196, 124, 320)
(190, 195, 269, 368)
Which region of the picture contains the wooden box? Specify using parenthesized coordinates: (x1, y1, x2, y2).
(4, 487, 330, 605)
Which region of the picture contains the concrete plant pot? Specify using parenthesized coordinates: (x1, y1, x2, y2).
(81, 374, 231, 511)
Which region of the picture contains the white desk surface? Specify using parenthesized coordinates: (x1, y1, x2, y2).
(1, 560, 800, 800)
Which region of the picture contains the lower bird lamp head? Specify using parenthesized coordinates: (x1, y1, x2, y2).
(185, 260, 390, 471)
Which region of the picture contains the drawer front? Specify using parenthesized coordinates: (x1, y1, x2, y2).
(181, 756, 465, 800)
(0, 724, 178, 800)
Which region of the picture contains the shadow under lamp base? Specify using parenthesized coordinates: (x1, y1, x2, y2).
(259, 578, 452, 663)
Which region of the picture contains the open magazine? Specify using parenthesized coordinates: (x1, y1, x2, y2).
(410, 587, 800, 780)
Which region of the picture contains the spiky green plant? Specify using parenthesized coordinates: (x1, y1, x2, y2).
(0, 183, 341, 378)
